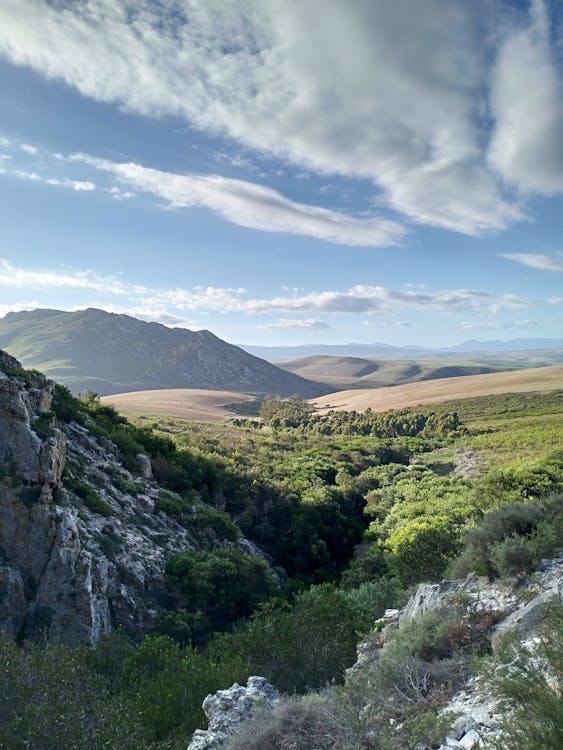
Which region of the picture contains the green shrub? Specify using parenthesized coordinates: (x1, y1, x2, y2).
(120, 634, 249, 742)
(66, 478, 114, 517)
(213, 584, 360, 693)
(165, 548, 277, 642)
(51, 384, 84, 423)
(0, 633, 148, 750)
(484, 603, 563, 750)
(32, 412, 56, 439)
(451, 494, 563, 579)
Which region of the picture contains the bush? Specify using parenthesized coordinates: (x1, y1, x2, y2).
(0, 634, 148, 750)
(484, 603, 563, 750)
(212, 584, 361, 694)
(164, 548, 277, 642)
(226, 691, 359, 750)
(120, 634, 249, 743)
(451, 494, 563, 579)
(66, 478, 114, 517)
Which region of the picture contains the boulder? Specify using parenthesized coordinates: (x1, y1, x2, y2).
(187, 676, 279, 750)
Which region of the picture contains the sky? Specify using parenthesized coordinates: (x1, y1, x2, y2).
(0, 0, 562, 347)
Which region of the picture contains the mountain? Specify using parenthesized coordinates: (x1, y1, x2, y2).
(0, 308, 327, 397)
(241, 338, 563, 362)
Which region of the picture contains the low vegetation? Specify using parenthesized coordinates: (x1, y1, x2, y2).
(3, 368, 562, 748)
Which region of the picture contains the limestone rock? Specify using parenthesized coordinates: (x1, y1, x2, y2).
(187, 676, 279, 750)
(136, 452, 152, 479)
(0, 351, 262, 646)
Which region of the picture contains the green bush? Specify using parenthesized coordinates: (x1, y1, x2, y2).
(451, 494, 563, 579)
(212, 584, 361, 693)
(0, 634, 148, 750)
(66, 478, 114, 517)
(120, 634, 249, 742)
(32, 411, 56, 439)
(484, 603, 563, 750)
(165, 548, 277, 642)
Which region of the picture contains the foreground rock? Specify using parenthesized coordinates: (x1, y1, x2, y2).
(0, 351, 260, 645)
(187, 677, 279, 750)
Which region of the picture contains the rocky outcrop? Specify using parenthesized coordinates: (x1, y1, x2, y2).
(0, 352, 257, 645)
(367, 556, 563, 750)
(187, 677, 279, 750)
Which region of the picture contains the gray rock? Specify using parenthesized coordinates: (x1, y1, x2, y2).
(492, 588, 561, 650)
(187, 676, 279, 750)
(458, 729, 481, 748)
(136, 452, 152, 479)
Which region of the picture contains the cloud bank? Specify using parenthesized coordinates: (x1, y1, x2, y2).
(0, 259, 530, 319)
(1, 1, 561, 234)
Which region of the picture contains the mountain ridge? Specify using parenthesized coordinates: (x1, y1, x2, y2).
(0, 308, 327, 398)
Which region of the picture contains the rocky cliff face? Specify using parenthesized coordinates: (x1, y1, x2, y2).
(0, 351, 255, 645)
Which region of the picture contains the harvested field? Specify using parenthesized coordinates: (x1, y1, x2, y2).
(101, 388, 256, 422)
(310, 365, 563, 414)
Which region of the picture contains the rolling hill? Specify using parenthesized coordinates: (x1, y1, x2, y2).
(310, 364, 563, 414)
(0, 308, 326, 398)
(242, 338, 563, 362)
(100, 389, 255, 422)
(278, 355, 504, 389)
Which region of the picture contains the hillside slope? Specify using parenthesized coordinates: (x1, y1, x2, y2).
(311, 364, 563, 413)
(279, 354, 502, 389)
(0, 308, 326, 397)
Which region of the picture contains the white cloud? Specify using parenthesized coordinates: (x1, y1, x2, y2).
(500, 253, 563, 272)
(488, 0, 563, 193)
(0, 300, 43, 316)
(72, 155, 404, 247)
(261, 318, 329, 330)
(71, 304, 196, 328)
(2, 1, 560, 233)
(0, 259, 130, 294)
(20, 143, 38, 155)
(460, 319, 538, 331)
(0, 164, 97, 192)
(0, 258, 531, 317)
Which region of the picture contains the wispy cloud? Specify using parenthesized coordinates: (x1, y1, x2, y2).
(0, 259, 531, 319)
(71, 304, 196, 329)
(2, 1, 560, 233)
(500, 253, 563, 272)
(261, 318, 329, 330)
(0, 164, 96, 192)
(460, 319, 538, 331)
(0, 301, 43, 317)
(0, 259, 131, 294)
(70, 154, 405, 247)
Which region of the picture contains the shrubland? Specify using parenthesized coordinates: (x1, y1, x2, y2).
(2, 378, 562, 748)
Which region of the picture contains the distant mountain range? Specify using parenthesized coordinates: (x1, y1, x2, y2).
(0, 309, 327, 397)
(241, 338, 563, 362)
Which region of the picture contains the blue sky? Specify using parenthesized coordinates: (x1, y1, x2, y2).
(0, 0, 561, 347)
